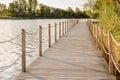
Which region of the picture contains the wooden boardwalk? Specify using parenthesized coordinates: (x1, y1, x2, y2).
(16, 22, 115, 80)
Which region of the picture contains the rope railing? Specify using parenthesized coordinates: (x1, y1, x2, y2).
(26, 31, 38, 36)
(0, 56, 21, 72)
(0, 19, 78, 76)
(9, 41, 21, 47)
(26, 45, 39, 54)
(0, 33, 21, 44)
(42, 39, 48, 43)
(111, 34, 120, 46)
(42, 27, 48, 31)
(0, 33, 22, 73)
(87, 20, 120, 80)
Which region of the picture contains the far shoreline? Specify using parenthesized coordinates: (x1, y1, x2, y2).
(0, 17, 89, 20)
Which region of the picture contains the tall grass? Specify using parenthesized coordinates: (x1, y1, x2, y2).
(97, 0, 120, 36)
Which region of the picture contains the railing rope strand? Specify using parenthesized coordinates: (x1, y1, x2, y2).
(87, 20, 120, 79)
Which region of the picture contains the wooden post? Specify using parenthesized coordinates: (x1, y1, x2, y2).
(39, 26, 42, 56)
(69, 20, 70, 30)
(65, 21, 66, 33)
(55, 23, 57, 42)
(114, 68, 117, 80)
(108, 30, 113, 74)
(94, 23, 96, 41)
(64, 21, 65, 33)
(59, 22, 61, 38)
(77, 19, 79, 23)
(96, 25, 98, 47)
(66, 21, 67, 33)
(62, 21, 64, 36)
(90, 21, 94, 32)
(101, 28, 104, 57)
(93, 22, 94, 37)
(71, 20, 72, 29)
(67, 20, 68, 32)
(22, 29, 26, 72)
(93, 23, 96, 42)
(48, 24, 51, 48)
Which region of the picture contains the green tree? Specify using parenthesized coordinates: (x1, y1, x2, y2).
(75, 7, 82, 18)
(44, 6, 51, 18)
(19, 0, 27, 16)
(84, 0, 95, 11)
(83, 0, 96, 18)
(28, 0, 38, 17)
(39, 3, 45, 17)
(28, 0, 32, 9)
(0, 0, 98, 18)
(0, 3, 7, 16)
(81, 11, 90, 18)
(8, 1, 26, 17)
(66, 7, 75, 18)
(32, 0, 38, 11)
(8, 3, 15, 16)
(93, 0, 120, 35)
(0, 3, 6, 11)
(13, 1, 21, 17)
(51, 8, 65, 18)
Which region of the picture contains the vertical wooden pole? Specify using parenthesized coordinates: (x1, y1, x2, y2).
(55, 23, 57, 42)
(67, 20, 68, 31)
(93, 23, 96, 42)
(71, 20, 72, 29)
(114, 68, 117, 80)
(108, 30, 113, 74)
(22, 29, 26, 72)
(96, 25, 98, 47)
(69, 20, 70, 30)
(68, 20, 69, 31)
(48, 24, 51, 48)
(62, 21, 64, 36)
(94, 23, 96, 41)
(64, 21, 65, 34)
(101, 28, 104, 57)
(93, 22, 94, 37)
(77, 19, 79, 23)
(59, 22, 61, 38)
(39, 26, 42, 56)
(65, 21, 67, 33)
(90, 21, 94, 34)
(66, 21, 67, 33)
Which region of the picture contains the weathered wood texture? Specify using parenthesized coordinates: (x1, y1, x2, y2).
(16, 22, 115, 80)
(21, 29, 26, 72)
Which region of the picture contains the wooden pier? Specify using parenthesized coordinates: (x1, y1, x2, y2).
(16, 22, 115, 80)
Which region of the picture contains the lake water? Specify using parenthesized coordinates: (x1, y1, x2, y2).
(0, 19, 88, 80)
(0, 19, 69, 80)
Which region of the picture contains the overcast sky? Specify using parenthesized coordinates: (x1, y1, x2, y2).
(0, 0, 88, 10)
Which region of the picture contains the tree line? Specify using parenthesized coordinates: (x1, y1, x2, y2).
(94, 0, 120, 35)
(0, 0, 90, 19)
(84, 0, 120, 35)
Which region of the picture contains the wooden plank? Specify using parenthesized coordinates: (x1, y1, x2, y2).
(16, 22, 115, 80)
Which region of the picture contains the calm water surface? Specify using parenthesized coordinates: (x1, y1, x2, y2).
(0, 19, 67, 80)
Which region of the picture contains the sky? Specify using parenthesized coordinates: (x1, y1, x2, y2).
(0, 0, 88, 10)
